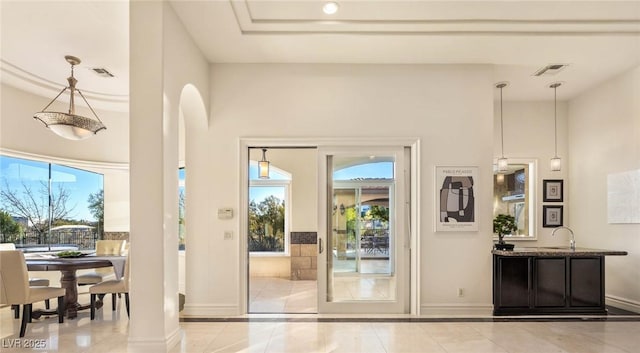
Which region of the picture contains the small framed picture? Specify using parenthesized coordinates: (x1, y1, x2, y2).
(543, 179, 564, 202)
(543, 205, 563, 227)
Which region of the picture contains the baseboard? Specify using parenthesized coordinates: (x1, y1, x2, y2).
(420, 304, 493, 316)
(127, 327, 181, 353)
(606, 294, 640, 314)
(180, 303, 240, 317)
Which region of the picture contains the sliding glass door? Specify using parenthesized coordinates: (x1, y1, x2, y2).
(318, 146, 409, 313)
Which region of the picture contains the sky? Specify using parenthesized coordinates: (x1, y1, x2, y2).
(0, 156, 103, 221)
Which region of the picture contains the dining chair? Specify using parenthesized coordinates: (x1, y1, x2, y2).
(0, 243, 51, 318)
(77, 239, 126, 286)
(0, 250, 65, 337)
(89, 252, 129, 320)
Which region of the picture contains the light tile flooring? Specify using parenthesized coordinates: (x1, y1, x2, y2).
(2, 299, 640, 353)
(3, 281, 640, 352)
(249, 277, 317, 313)
(249, 274, 396, 312)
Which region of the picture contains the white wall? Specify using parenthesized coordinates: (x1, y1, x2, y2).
(568, 65, 640, 311)
(104, 171, 130, 232)
(494, 100, 570, 246)
(181, 64, 495, 315)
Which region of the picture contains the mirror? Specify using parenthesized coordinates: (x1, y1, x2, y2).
(493, 159, 537, 240)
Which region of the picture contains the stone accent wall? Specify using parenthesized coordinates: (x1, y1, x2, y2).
(103, 232, 129, 241)
(290, 231, 317, 280)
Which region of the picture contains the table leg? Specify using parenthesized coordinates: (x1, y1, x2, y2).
(59, 269, 80, 319)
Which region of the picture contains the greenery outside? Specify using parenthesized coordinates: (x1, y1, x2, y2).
(249, 195, 285, 252)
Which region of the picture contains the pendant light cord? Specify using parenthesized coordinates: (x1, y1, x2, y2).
(553, 85, 558, 158)
(500, 85, 505, 158)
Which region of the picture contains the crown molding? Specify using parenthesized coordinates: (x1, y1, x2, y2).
(230, 0, 640, 35)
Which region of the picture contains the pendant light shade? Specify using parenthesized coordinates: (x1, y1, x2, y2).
(550, 82, 562, 171)
(33, 55, 106, 140)
(258, 148, 270, 179)
(496, 82, 509, 172)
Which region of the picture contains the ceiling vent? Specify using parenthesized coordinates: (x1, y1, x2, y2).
(532, 64, 569, 77)
(90, 67, 114, 78)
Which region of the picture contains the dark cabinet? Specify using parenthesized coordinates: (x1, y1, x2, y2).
(493, 255, 605, 315)
(534, 258, 566, 307)
(495, 257, 530, 308)
(570, 258, 603, 307)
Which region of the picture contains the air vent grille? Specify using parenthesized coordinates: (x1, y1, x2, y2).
(91, 68, 114, 78)
(533, 64, 569, 77)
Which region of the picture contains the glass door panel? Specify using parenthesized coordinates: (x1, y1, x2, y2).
(318, 146, 407, 313)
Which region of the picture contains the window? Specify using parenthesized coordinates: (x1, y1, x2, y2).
(178, 167, 185, 250)
(248, 162, 290, 254)
(0, 155, 104, 249)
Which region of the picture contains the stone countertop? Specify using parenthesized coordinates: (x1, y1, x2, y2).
(492, 247, 628, 257)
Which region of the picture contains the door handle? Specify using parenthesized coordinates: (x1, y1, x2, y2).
(318, 237, 323, 254)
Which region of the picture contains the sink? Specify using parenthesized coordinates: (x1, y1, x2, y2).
(541, 246, 574, 250)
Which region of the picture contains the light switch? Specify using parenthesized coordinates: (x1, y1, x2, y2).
(217, 208, 233, 219)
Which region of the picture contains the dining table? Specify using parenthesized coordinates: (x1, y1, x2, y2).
(25, 255, 126, 319)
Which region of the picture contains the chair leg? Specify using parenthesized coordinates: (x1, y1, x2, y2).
(90, 294, 96, 320)
(57, 296, 64, 323)
(124, 293, 130, 318)
(45, 299, 50, 310)
(12, 304, 19, 319)
(112, 293, 116, 311)
(20, 304, 31, 338)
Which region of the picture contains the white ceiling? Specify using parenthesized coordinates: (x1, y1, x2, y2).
(1, 0, 639, 113)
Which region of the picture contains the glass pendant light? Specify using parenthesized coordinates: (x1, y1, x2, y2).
(550, 82, 562, 171)
(496, 82, 509, 172)
(258, 148, 270, 179)
(33, 55, 106, 140)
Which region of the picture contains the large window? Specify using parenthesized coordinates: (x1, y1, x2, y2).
(0, 155, 104, 249)
(248, 162, 290, 254)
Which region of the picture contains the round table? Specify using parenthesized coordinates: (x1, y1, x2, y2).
(26, 258, 114, 319)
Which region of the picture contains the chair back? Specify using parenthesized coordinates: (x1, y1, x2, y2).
(95, 240, 126, 256)
(0, 243, 17, 250)
(0, 250, 30, 305)
(122, 251, 130, 291)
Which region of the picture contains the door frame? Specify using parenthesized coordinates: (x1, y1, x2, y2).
(239, 137, 421, 315)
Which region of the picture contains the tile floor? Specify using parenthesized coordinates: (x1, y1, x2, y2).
(249, 274, 395, 313)
(249, 277, 317, 313)
(2, 299, 640, 353)
(3, 279, 640, 352)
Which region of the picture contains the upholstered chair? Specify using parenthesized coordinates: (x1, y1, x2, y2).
(0, 250, 65, 337)
(89, 252, 130, 320)
(0, 243, 51, 317)
(77, 239, 126, 286)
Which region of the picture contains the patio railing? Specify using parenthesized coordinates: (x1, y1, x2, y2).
(1, 230, 98, 251)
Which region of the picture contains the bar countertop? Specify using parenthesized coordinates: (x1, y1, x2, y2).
(492, 247, 628, 257)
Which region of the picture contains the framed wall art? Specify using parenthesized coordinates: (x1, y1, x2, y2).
(435, 166, 478, 231)
(543, 205, 563, 227)
(543, 179, 563, 202)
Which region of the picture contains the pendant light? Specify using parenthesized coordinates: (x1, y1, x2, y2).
(258, 148, 270, 179)
(496, 82, 509, 172)
(33, 55, 107, 140)
(550, 82, 562, 171)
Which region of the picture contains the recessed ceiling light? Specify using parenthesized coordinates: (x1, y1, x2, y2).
(323, 1, 339, 15)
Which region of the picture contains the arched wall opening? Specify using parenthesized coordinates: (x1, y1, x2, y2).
(177, 83, 208, 298)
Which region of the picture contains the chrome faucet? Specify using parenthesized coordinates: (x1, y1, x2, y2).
(552, 226, 575, 250)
